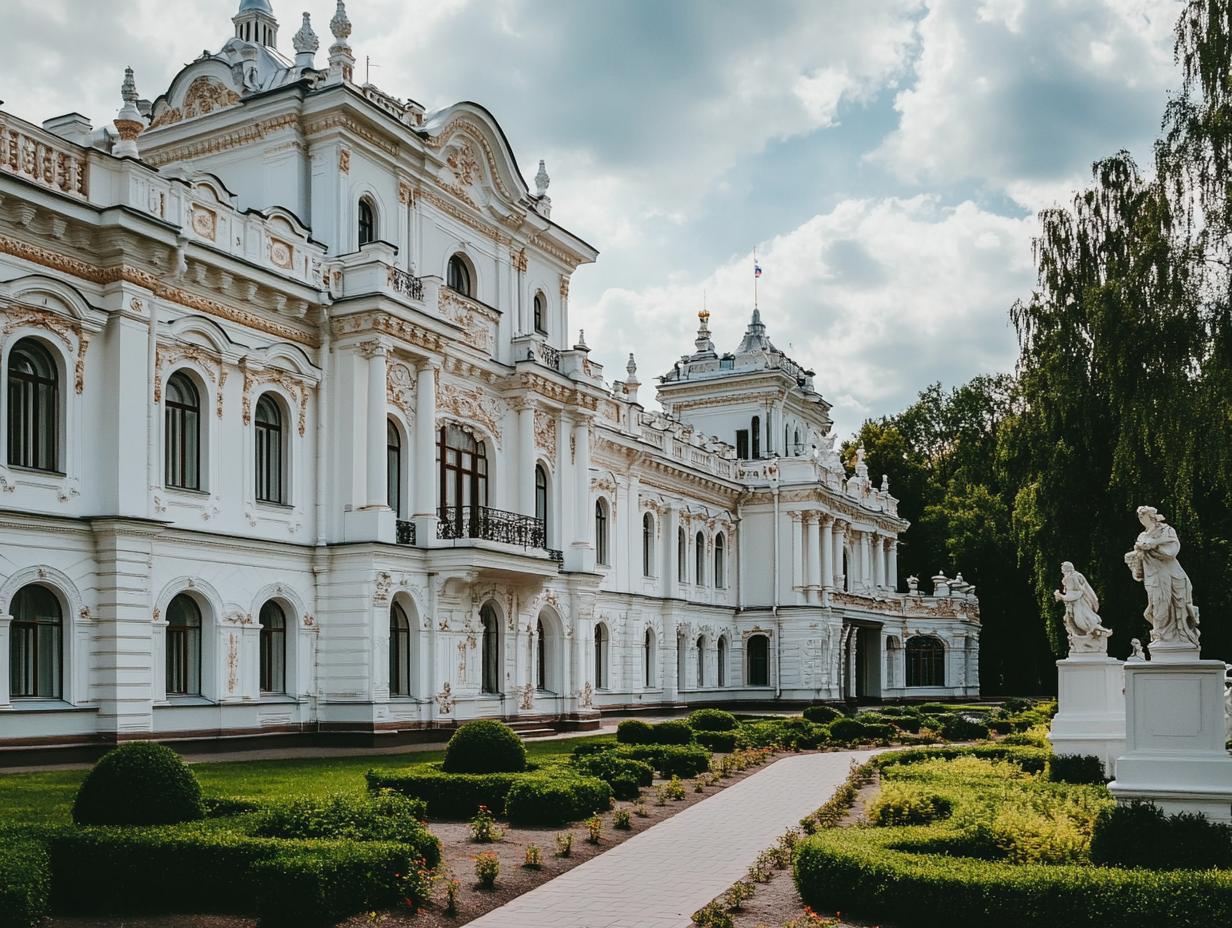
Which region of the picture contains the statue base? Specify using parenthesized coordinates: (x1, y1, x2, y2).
(1109, 658, 1232, 823)
(1049, 655, 1126, 776)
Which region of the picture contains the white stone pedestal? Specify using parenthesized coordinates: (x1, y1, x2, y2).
(1049, 655, 1126, 775)
(1108, 655, 1232, 823)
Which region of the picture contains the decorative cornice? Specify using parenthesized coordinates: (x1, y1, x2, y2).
(144, 114, 300, 167)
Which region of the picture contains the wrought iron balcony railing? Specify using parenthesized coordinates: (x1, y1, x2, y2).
(436, 505, 550, 552)
(387, 265, 424, 302)
(396, 519, 416, 546)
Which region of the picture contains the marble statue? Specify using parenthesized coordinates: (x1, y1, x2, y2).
(1225, 668, 1231, 743)
(1128, 638, 1146, 662)
(906, 575, 919, 595)
(1123, 506, 1200, 648)
(1054, 561, 1111, 654)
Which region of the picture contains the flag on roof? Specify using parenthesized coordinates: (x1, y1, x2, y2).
(754, 260, 762, 279)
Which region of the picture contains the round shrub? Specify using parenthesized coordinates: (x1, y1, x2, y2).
(941, 714, 990, 742)
(650, 719, 696, 744)
(696, 730, 738, 753)
(72, 742, 204, 826)
(504, 774, 612, 826)
(803, 705, 844, 725)
(829, 718, 869, 743)
(861, 722, 897, 741)
(688, 708, 739, 731)
(616, 719, 654, 745)
(442, 720, 526, 774)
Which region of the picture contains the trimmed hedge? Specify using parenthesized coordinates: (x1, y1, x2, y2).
(803, 704, 844, 724)
(0, 834, 49, 928)
(736, 718, 828, 750)
(874, 744, 1050, 775)
(616, 719, 654, 744)
(71, 742, 204, 826)
(650, 719, 696, 744)
(1048, 754, 1107, 786)
(1090, 801, 1232, 870)
(504, 774, 612, 826)
(367, 767, 520, 819)
(942, 714, 991, 741)
(47, 825, 408, 925)
(688, 709, 739, 731)
(616, 744, 712, 778)
(794, 825, 1232, 928)
(254, 793, 440, 867)
(695, 730, 738, 753)
(441, 720, 526, 774)
(571, 752, 654, 799)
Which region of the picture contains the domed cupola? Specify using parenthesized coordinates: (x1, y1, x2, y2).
(233, 0, 279, 48)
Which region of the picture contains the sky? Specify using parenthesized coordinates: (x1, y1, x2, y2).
(3, 0, 1182, 436)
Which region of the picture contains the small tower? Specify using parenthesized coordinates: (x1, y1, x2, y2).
(328, 0, 355, 83)
(233, 0, 279, 48)
(625, 353, 641, 404)
(693, 308, 716, 358)
(113, 67, 145, 159)
(292, 12, 319, 69)
(534, 159, 552, 218)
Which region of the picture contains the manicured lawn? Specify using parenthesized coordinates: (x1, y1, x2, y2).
(0, 733, 615, 826)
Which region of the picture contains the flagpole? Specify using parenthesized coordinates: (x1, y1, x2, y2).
(753, 247, 759, 311)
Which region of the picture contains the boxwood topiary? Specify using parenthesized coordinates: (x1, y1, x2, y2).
(616, 719, 655, 744)
(504, 774, 613, 826)
(688, 708, 739, 731)
(803, 705, 844, 724)
(71, 742, 204, 826)
(0, 833, 50, 928)
(441, 719, 526, 774)
(695, 730, 738, 753)
(941, 714, 990, 742)
(650, 719, 696, 744)
(828, 718, 869, 743)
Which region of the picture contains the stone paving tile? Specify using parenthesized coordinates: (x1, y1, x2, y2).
(467, 749, 879, 928)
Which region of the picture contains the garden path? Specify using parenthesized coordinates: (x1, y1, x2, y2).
(467, 748, 880, 928)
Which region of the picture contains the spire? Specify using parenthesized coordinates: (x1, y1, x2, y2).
(692, 307, 716, 358)
(736, 306, 774, 354)
(113, 67, 145, 159)
(233, 0, 279, 48)
(328, 0, 355, 83)
(624, 353, 641, 403)
(293, 12, 319, 69)
(534, 159, 552, 218)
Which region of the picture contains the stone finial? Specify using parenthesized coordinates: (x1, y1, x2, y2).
(931, 571, 950, 597)
(575, 329, 589, 350)
(624, 353, 641, 403)
(113, 67, 145, 158)
(328, 0, 355, 82)
(293, 12, 319, 69)
(535, 159, 550, 196)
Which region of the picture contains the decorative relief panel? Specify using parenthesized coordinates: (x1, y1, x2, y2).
(438, 288, 495, 355)
(1, 304, 89, 393)
(387, 361, 417, 423)
(241, 366, 311, 436)
(0, 120, 88, 198)
(149, 77, 241, 128)
(153, 342, 227, 417)
(533, 409, 557, 460)
(190, 206, 217, 241)
(438, 381, 505, 446)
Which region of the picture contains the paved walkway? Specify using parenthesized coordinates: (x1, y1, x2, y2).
(468, 749, 879, 928)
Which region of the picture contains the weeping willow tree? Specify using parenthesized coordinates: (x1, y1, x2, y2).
(1011, 0, 1232, 661)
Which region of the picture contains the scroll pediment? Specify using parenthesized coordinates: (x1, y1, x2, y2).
(150, 74, 242, 129)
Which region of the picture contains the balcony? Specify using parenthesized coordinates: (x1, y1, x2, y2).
(436, 505, 551, 553)
(387, 266, 424, 302)
(395, 519, 416, 545)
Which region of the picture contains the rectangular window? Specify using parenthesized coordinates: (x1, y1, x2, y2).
(736, 429, 749, 459)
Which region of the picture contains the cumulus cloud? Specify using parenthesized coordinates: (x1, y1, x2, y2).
(578, 196, 1037, 436)
(873, 0, 1176, 208)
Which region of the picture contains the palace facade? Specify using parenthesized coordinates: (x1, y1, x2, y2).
(0, 0, 979, 752)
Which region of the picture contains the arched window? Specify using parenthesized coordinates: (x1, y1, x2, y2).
(793, 428, 801, 455)
(677, 634, 686, 690)
(7, 338, 59, 472)
(696, 635, 705, 687)
(387, 419, 402, 517)
(535, 464, 549, 540)
(751, 415, 761, 459)
(389, 602, 411, 696)
(906, 636, 945, 688)
(594, 623, 608, 689)
(358, 197, 376, 247)
(642, 512, 655, 577)
(447, 253, 472, 296)
(695, 531, 706, 586)
(9, 584, 62, 698)
(259, 600, 286, 694)
(643, 627, 656, 688)
(166, 594, 202, 696)
(437, 425, 488, 533)
(595, 499, 609, 566)
(533, 291, 547, 334)
(677, 527, 687, 583)
(717, 635, 727, 687)
(481, 604, 500, 694)
(536, 618, 548, 691)
(254, 394, 285, 504)
(165, 372, 201, 490)
(714, 534, 726, 589)
(747, 634, 769, 687)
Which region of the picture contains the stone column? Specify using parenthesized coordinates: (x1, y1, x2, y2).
(517, 401, 536, 517)
(0, 614, 10, 709)
(412, 360, 439, 542)
(364, 341, 388, 508)
(859, 531, 871, 590)
(805, 513, 821, 593)
(873, 533, 885, 588)
(819, 515, 834, 590)
(790, 513, 804, 594)
(571, 417, 594, 571)
(833, 521, 847, 591)
(887, 539, 899, 592)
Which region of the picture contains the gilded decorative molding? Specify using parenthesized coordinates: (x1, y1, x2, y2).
(0, 234, 319, 348)
(512, 248, 528, 273)
(143, 114, 299, 167)
(0, 303, 89, 394)
(242, 366, 311, 436)
(387, 360, 416, 423)
(422, 116, 514, 200)
(154, 341, 227, 417)
(190, 205, 217, 241)
(398, 180, 414, 205)
(301, 113, 401, 158)
(534, 408, 557, 460)
(148, 77, 241, 129)
(338, 148, 351, 174)
(438, 380, 505, 446)
(0, 119, 88, 199)
(438, 287, 495, 355)
(331, 311, 447, 353)
(559, 275, 570, 300)
(446, 142, 481, 186)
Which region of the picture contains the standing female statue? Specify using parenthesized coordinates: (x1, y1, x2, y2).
(1123, 506, 1200, 648)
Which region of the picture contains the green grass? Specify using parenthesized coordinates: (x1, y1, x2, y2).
(0, 734, 616, 827)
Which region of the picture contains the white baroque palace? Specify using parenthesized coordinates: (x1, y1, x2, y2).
(0, 1, 979, 751)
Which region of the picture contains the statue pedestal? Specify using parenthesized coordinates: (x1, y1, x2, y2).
(1049, 654, 1126, 776)
(1109, 657, 1232, 823)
